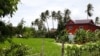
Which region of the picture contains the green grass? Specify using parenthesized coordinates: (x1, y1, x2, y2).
(0, 38, 61, 56)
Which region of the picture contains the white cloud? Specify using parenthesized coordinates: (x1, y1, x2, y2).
(2, 0, 100, 27)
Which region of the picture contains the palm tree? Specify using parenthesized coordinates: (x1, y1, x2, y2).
(56, 11, 63, 32)
(95, 17, 99, 24)
(34, 18, 46, 56)
(44, 10, 50, 31)
(17, 18, 25, 37)
(64, 9, 71, 24)
(31, 21, 34, 27)
(34, 19, 39, 25)
(56, 9, 71, 36)
(51, 11, 56, 29)
(39, 19, 46, 56)
(57, 10, 62, 21)
(40, 12, 46, 21)
(33, 18, 40, 30)
(33, 19, 45, 56)
(65, 9, 71, 17)
(86, 3, 93, 19)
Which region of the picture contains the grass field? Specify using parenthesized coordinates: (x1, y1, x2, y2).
(0, 38, 61, 56)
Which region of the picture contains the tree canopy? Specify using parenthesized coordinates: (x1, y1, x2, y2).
(0, 0, 20, 17)
(86, 3, 93, 19)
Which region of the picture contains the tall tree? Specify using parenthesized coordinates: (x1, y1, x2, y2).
(16, 19, 25, 37)
(56, 11, 63, 33)
(86, 3, 93, 19)
(0, 0, 20, 17)
(34, 19, 46, 56)
(33, 18, 40, 30)
(57, 11, 62, 21)
(40, 12, 46, 22)
(57, 9, 71, 34)
(31, 21, 34, 27)
(44, 10, 50, 31)
(51, 11, 56, 29)
(64, 9, 71, 24)
(95, 17, 100, 24)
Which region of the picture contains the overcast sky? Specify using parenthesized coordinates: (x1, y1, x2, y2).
(2, 0, 100, 28)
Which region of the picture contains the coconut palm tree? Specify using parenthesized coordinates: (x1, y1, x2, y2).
(16, 19, 25, 37)
(56, 11, 63, 32)
(44, 10, 50, 31)
(33, 19, 46, 56)
(34, 18, 46, 56)
(95, 17, 99, 24)
(40, 12, 46, 21)
(64, 9, 71, 24)
(33, 18, 40, 30)
(39, 20, 46, 56)
(57, 11, 62, 21)
(56, 9, 71, 36)
(86, 3, 93, 19)
(34, 19, 39, 25)
(65, 9, 71, 17)
(51, 11, 56, 29)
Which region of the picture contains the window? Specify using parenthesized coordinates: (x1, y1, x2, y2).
(69, 21, 73, 24)
(69, 26, 73, 30)
(79, 26, 83, 29)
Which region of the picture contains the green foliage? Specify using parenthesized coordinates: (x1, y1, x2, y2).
(34, 9, 71, 38)
(0, 21, 14, 42)
(74, 29, 100, 44)
(56, 9, 71, 37)
(94, 29, 100, 40)
(0, 0, 20, 17)
(22, 27, 33, 38)
(65, 42, 100, 56)
(58, 30, 68, 43)
(75, 29, 87, 44)
(16, 19, 25, 35)
(0, 43, 29, 56)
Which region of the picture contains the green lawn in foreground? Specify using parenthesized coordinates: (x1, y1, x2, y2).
(0, 38, 61, 56)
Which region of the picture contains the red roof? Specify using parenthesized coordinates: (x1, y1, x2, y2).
(67, 19, 94, 25)
(67, 19, 100, 28)
(74, 19, 93, 24)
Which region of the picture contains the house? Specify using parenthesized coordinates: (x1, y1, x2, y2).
(66, 19, 100, 34)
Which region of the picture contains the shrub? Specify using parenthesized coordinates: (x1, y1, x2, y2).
(0, 43, 30, 56)
(65, 42, 100, 56)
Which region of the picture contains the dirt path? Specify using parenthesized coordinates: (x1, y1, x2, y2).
(55, 43, 81, 47)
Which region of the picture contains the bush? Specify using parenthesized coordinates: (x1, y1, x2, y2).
(74, 29, 100, 44)
(0, 43, 30, 56)
(65, 42, 100, 56)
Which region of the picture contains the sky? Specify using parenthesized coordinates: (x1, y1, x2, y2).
(2, 0, 100, 28)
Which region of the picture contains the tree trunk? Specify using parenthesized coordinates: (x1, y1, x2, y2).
(61, 42, 64, 56)
(52, 18, 54, 29)
(46, 20, 50, 37)
(87, 13, 88, 19)
(46, 20, 49, 32)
